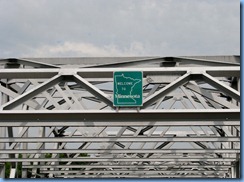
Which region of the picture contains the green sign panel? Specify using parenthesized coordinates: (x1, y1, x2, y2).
(113, 71, 143, 107)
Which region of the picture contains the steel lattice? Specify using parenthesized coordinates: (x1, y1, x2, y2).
(0, 56, 240, 178)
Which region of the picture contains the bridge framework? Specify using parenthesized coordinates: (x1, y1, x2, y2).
(0, 56, 240, 178)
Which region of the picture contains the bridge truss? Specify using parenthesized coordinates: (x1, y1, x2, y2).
(0, 56, 240, 178)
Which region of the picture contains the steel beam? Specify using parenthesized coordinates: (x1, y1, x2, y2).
(0, 109, 239, 121)
(0, 137, 240, 143)
(0, 66, 239, 78)
(1, 149, 240, 154)
(202, 73, 240, 101)
(174, 56, 240, 66)
(54, 174, 225, 178)
(23, 164, 233, 169)
(73, 74, 113, 107)
(143, 73, 191, 108)
(0, 84, 41, 110)
(39, 169, 228, 174)
(0, 121, 239, 127)
(0, 58, 60, 68)
(1, 75, 63, 110)
(186, 84, 239, 109)
(0, 56, 240, 179)
(0, 158, 237, 162)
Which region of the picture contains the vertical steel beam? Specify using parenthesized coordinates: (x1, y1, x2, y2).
(0, 81, 6, 178)
(21, 105, 28, 178)
(39, 126, 46, 178)
(1, 77, 16, 177)
(0, 120, 5, 178)
(235, 78, 240, 178)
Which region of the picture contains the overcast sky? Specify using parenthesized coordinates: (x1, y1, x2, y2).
(0, 0, 240, 58)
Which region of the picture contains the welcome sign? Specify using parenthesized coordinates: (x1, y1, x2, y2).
(113, 71, 143, 107)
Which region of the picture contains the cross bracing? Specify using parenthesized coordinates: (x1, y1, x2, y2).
(0, 56, 240, 178)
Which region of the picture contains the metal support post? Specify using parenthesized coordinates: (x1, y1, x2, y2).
(1, 79, 9, 178)
(0, 127, 5, 178)
(21, 105, 28, 178)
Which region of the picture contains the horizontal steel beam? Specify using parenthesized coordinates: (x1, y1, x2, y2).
(39, 169, 228, 174)
(16, 56, 238, 65)
(54, 174, 225, 178)
(23, 164, 233, 169)
(0, 69, 59, 78)
(0, 137, 240, 143)
(1, 58, 60, 68)
(0, 121, 239, 127)
(174, 57, 239, 66)
(0, 155, 238, 162)
(0, 67, 239, 78)
(0, 158, 236, 162)
(1, 149, 240, 154)
(0, 109, 240, 121)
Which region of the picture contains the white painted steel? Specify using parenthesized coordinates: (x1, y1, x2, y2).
(0, 56, 240, 178)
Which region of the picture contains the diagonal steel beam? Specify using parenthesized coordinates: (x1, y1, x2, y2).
(202, 73, 240, 101)
(1, 75, 63, 110)
(73, 74, 113, 108)
(142, 73, 191, 108)
(0, 84, 42, 109)
(64, 83, 84, 109)
(30, 80, 63, 110)
(8, 127, 29, 150)
(185, 84, 238, 109)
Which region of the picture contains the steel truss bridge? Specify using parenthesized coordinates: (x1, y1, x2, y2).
(0, 56, 240, 178)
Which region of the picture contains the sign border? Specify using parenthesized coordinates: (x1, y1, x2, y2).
(113, 71, 143, 107)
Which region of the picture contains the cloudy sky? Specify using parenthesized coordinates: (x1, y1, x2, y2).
(0, 0, 240, 58)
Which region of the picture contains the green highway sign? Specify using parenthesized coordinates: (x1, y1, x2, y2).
(113, 71, 143, 107)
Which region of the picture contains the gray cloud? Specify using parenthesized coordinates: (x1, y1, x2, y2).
(0, 0, 240, 58)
